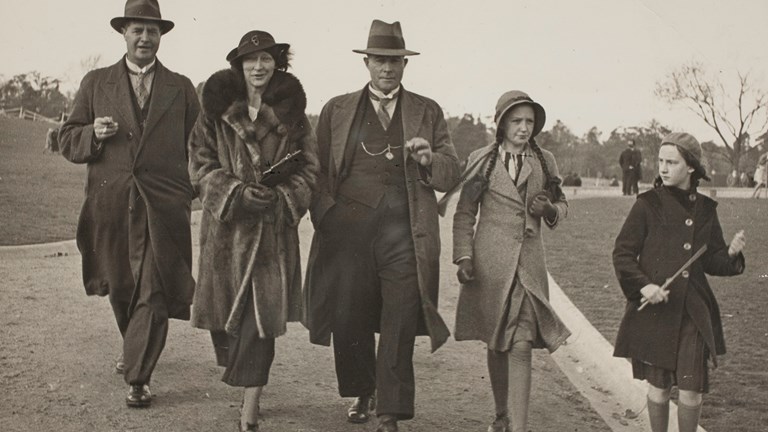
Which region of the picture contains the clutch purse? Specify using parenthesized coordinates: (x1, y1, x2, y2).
(260, 149, 304, 187)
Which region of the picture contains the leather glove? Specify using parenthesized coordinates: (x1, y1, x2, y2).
(241, 184, 277, 213)
(456, 259, 475, 284)
(529, 191, 557, 220)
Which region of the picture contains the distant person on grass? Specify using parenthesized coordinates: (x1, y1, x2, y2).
(619, 139, 642, 195)
(451, 91, 571, 432)
(188, 30, 318, 432)
(58, 0, 200, 409)
(613, 132, 746, 432)
(750, 152, 767, 198)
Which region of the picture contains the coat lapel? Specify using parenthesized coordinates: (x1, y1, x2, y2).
(515, 150, 534, 187)
(142, 61, 180, 140)
(101, 60, 139, 134)
(490, 151, 524, 204)
(400, 89, 426, 149)
(331, 90, 363, 175)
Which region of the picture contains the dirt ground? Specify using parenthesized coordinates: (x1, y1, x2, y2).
(0, 213, 610, 432)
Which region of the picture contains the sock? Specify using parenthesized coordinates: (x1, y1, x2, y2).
(646, 396, 669, 432)
(677, 401, 702, 432)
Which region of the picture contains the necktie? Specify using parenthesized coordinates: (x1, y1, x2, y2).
(370, 92, 397, 130)
(129, 66, 154, 109)
(503, 152, 511, 172)
(514, 154, 524, 184)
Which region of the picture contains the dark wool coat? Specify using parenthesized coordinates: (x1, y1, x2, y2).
(452, 144, 570, 352)
(613, 187, 745, 369)
(189, 69, 318, 337)
(59, 58, 200, 319)
(304, 87, 460, 353)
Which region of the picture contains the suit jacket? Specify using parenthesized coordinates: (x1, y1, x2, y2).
(452, 144, 570, 351)
(59, 57, 200, 319)
(303, 86, 460, 352)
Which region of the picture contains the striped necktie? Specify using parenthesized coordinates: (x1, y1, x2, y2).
(128, 66, 154, 109)
(370, 92, 397, 130)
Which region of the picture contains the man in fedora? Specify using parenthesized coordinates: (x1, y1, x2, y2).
(619, 139, 642, 195)
(304, 19, 460, 432)
(58, 0, 199, 408)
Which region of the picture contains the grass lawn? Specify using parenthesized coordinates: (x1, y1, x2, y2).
(543, 197, 768, 432)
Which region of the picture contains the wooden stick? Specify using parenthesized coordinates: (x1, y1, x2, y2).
(638, 244, 708, 311)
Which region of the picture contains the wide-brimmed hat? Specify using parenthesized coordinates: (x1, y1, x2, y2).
(110, 0, 174, 34)
(353, 20, 419, 56)
(226, 30, 290, 65)
(494, 90, 546, 137)
(661, 132, 710, 180)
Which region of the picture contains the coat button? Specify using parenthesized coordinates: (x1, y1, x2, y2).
(683, 242, 692, 250)
(689, 194, 697, 201)
(682, 270, 690, 278)
(127, 132, 134, 140)
(685, 218, 693, 226)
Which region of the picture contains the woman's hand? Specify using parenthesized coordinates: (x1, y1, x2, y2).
(241, 184, 276, 213)
(728, 230, 746, 257)
(640, 283, 669, 305)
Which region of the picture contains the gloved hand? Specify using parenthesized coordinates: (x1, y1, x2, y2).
(456, 259, 475, 284)
(241, 183, 277, 213)
(529, 191, 557, 220)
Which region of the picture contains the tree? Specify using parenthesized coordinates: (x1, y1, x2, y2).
(538, 120, 579, 174)
(605, 120, 672, 181)
(655, 61, 768, 172)
(0, 72, 70, 119)
(449, 114, 492, 163)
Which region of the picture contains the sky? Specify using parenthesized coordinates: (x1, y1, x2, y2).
(2, 0, 767, 144)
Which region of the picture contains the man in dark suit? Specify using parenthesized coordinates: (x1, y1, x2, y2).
(619, 139, 642, 195)
(303, 20, 460, 432)
(58, 0, 200, 408)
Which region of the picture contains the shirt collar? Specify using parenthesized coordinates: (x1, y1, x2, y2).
(368, 84, 400, 101)
(125, 57, 156, 74)
(499, 142, 530, 155)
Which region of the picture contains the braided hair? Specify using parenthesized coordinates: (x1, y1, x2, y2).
(483, 129, 558, 198)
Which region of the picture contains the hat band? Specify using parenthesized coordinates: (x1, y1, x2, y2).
(125, 5, 162, 19)
(367, 35, 406, 50)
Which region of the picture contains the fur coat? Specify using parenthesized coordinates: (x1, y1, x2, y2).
(189, 68, 318, 337)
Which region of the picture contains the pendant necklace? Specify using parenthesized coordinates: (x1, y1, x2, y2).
(360, 141, 402, 160)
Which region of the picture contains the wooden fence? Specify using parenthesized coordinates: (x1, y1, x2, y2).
(0, 107, 63, 124)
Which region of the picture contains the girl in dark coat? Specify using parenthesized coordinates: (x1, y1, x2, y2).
(188, 31, 318, 432)
(612, 132, 746, 432)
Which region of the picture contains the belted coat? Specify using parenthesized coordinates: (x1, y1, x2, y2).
(303, 87, 460, 353)
(58, 57, 200, 319)
(452, 143, 571, 352)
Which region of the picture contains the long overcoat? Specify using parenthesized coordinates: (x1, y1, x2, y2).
(452, 144, 571, 352)
(58, 57, 200, 319)
(188, 69, 318, 337)
(613, 187, 744, 369)
(304, 87, 460, 353)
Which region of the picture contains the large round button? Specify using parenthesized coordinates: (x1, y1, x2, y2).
(683, 243, 692, 250)
(127, 132, 134, 140)
(689, 194, 697, 202)
(685, 219, 693, 226)
(682, 270, 690, 278)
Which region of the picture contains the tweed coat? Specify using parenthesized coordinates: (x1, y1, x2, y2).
(188, 69, 318, 337)
(58, 57, 200, 319)
(452, 143, 571, 352)
(613, 186, 745, 369)
(303, 87, 460, 353)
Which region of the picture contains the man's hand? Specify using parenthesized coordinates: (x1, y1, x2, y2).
(456, 259, 475, 284)
(728, 229, 746, 257)
(406, 137, 432, 166)
(242, 184, 277, 213)
(93, 116, 118, 142)
(529, 192, 557, 220)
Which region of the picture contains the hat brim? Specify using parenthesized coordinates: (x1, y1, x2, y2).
(111, 17, 175, 34)
(496, 101, 546, 138)
(226, 43, 291, 64)
(352, 48, 419, 56)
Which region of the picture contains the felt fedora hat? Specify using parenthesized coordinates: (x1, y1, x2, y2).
(110, 0, 174, 34)
(353, 19, 419, 56)
(494, 90, 547, 137)
(226, 30, 290, 65)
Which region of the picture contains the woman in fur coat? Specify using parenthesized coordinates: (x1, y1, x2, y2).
(452, 91, 570, 432)
(188, 30, 318, 432)
(613, 132, 745, 432)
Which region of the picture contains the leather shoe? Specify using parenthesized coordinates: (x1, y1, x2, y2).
(115, 353, 125, 375)
(487, 413, 510, 432)
(347, 395, 375, 423)
(376, 414, 398, 432)
(126, 384, 151, 408)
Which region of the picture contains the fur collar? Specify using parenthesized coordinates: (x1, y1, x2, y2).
(201, 68, 307, 129)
